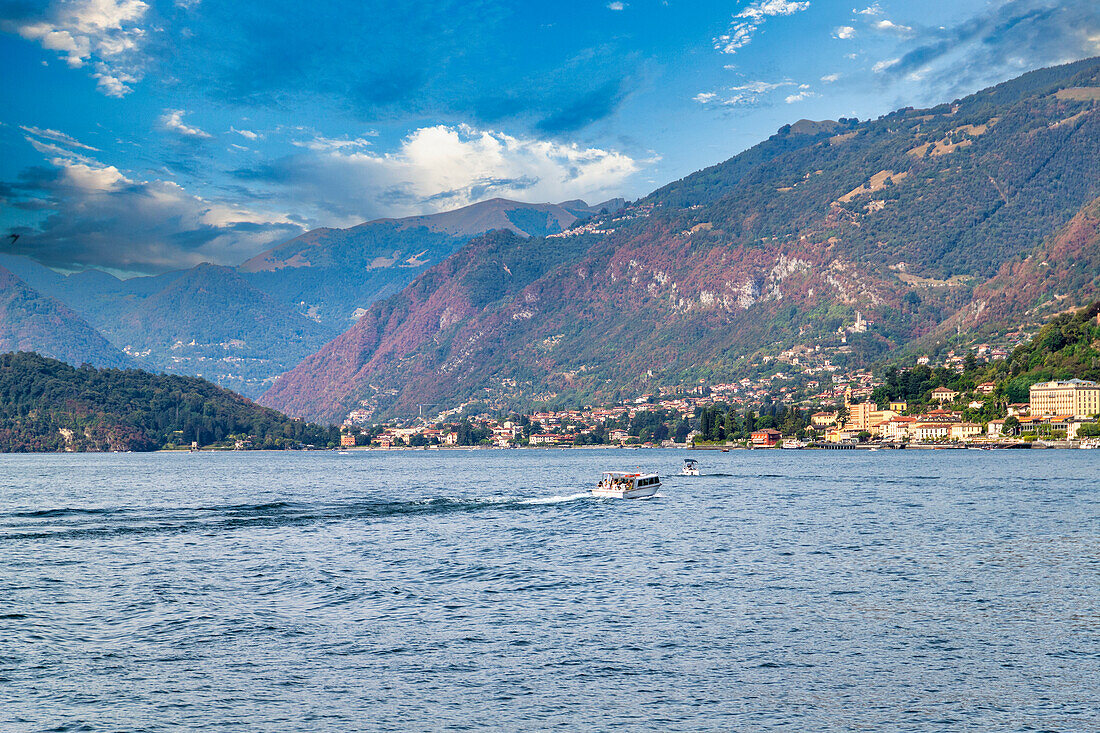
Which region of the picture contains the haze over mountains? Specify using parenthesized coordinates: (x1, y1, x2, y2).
(0, 266, 134, 370)
(260, 58, 1100, 423)
(0, 198, 619, 396)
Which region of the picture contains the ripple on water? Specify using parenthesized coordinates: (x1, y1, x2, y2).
(0, 449, 1097, 731)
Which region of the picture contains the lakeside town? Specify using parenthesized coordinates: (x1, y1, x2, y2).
(337, 345, 1100, 450)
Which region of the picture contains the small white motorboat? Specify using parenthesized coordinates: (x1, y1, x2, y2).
(592, 471, 661, 499)
(681, 458, 700, 476)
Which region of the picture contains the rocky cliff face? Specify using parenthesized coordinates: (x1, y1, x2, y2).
(261, 58, 1100, 423)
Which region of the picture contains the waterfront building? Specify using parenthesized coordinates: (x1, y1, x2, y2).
(910, 422, 950, 442)
(751, 429, 782, 447)
(881, 416, 917, 442)
(609, 429, 630, 443)
(950, 423, 983, 441)
(824, 427, 855, 443)
(1029, 379, 1100, 418)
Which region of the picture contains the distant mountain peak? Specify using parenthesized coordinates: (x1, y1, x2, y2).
(0, 266, 134, 369)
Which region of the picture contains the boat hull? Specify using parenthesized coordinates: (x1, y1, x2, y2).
(591, 484, 660, 499)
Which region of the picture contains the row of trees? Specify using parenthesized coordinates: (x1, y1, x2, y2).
(696, 401, 813, 443)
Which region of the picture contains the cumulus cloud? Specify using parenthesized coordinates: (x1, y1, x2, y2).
(159, 109, 211, 139)
(233, 124, 640, 225)
(855, 3, 882, 15)
(872, 57, 900, 73)
(607, 2, 625, 10)
(873, 19, 912, 34)
(821, 73, 840, 82)
(714, 0, 811, 54)
(834, 25, 855, 39)
(4, 0, 150, 96)
(2, 132, 302, 272)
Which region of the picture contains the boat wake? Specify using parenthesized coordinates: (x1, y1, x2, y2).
(519, 492, 592, 505)
(0, 493, 595, 542)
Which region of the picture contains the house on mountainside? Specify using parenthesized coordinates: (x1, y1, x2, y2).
(931, 387, 958, 403)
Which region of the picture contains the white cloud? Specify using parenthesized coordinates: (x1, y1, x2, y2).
(292, 135, 375, 151)
(19, 126, 99, 151)
(9, 0, 149, 96)
(714, 0, 811, 54)
(694, 80, 795, 108)
(10, 152, 302, 271)
(872, 57, 900, 73)
(231, 127, 260, 140)
(855, 3, 882, 15)
(834, 25, 856, 39)
(607, 2, 626, 10)
(61, 162, 130, 192)
(874, 19, 912, 34)
(159, 109, 212, 139)
(821, 73, 840, 82)
(732, 80, 793, 93)
(24, 136, 100, 167)
(248, 124, 640, 225)
(785, 89, 817, 103)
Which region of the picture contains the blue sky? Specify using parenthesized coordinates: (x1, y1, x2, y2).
(1, 0, 1098, 274)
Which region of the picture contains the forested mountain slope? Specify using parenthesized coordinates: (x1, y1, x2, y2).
(98, 263, 332, 397)
(0, 267, 134, 370)
(0, 199, 620, 394)
(262, 58, 1100, 423)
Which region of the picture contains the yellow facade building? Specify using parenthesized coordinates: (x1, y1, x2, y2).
(1029, 379, 1100, 418)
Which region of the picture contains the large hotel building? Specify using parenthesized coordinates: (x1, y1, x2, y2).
(1029, 379, 1100, 418)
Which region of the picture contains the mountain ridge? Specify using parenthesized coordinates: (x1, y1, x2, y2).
(260, 57, 1100, 423)
(1, 198, 620, 393)
(0, 266, 135, 370)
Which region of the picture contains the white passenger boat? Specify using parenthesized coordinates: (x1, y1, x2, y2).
(681, 458, 700, 476)
(592, 471, 661, 499)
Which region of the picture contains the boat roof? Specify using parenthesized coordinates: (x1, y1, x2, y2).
(602, 471, 657, 478)
(684, 458, 697, 463)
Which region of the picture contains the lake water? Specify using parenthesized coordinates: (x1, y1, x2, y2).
(1, 449, 1097, 731)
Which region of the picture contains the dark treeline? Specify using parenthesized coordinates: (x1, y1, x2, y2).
(0, 352, 339, 452)
(695, 400, 812, 442)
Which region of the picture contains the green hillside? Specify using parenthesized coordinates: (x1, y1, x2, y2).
(0, 352, 338, 452)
